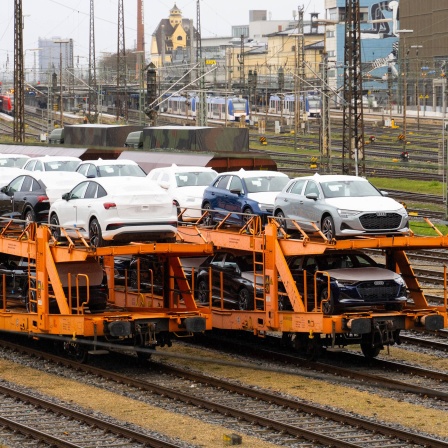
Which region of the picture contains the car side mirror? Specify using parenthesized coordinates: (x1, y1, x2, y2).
(306, 193, 318, 200)
(230, 188, 242, 195)
(159, 181, 170, 190)
(0, 186, 8, 194)
(380, 190, 389, 196)
(62, 192, 70, 201)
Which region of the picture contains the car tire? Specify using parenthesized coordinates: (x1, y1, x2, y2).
(275, 210, 287, 231)
(50, 214, 61, 241)
(202, 203, 214, 227)
(89, 218, 104, 248)
(197, 280, 209, 303)
(174, 201, 183, 223)
(321, 214, 335, 240)
(238, 287, 254, 311)
(319, 288, 335, 315)
(24, 208, 36, 223)
(242, 206, 253, 224)
(129, 270, 138, 289)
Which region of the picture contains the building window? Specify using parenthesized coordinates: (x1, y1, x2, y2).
(328, 50, 335, 57)
(177, 36, 183, 41)
(326, 30, 334, 38)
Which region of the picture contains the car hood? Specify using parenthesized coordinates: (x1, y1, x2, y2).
(174, 185, 208, 199)
(325, 196, 405, 213)
(241, 271, 264, 285)
(247, 191, 280, 205)
(327, 267, 400, 281)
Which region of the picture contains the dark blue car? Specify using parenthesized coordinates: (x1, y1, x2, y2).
(201, 169, 289, 226)
(287, 250, 408, 315)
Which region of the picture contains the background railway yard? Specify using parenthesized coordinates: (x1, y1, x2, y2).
(0, 111, 447, 447)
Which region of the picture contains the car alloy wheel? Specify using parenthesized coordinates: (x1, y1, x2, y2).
(197, 280, 209, 303)
(50, 214, 61, 241)
(202, 203, 214, 227)
(238, 287, 253, 311)
(321, 215, 335, 240)
(275, 210, 287, 231)
(89, 218, 104, 248)
(319, 288, 335, 315)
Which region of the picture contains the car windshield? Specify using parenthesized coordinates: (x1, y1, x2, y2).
(0, 157, 28, 168)
(321, 180, 381, 198)
(175, 171, 215, 187)
(44, 161, 79, 172)
(245, 176, 289, 193)
(98, 164, 146, 177)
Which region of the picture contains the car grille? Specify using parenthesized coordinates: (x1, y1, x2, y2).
(357, 280, 400, 301)
(359, 213, 402, 230)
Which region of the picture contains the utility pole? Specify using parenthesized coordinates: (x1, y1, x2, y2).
(13, 0, 25, 142)
(342, 0, 365, 176)
(238, 35, 245, 95)
(88, 0, 98, 122)
(54, 40, 69, 127)
(116, 0, 127, 121)
(196, 0, 207, 126)
(294, 6, 304, 151)
(145, 62, 158, 126)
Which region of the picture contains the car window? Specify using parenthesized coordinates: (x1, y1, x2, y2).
(34, 160, 44, 171)
(97, 185, 107, 198)
(161, 173, 170, 183)
(321, 180, 381, 198)
(84, 182, 98, 199)
(20, 176, 33, 192)
(351, 253, 376, 267)
(69, 182, 89, 199)
(215, 175, 230, 189)
(289, 179, 306, 195)
(304, 257, 317, 272)
(44, 161, 79, 172)
(229, 176, 243, 192)
(210, 253, 226, 267)
(76, 164, 88, 176)
(23, 160, 36, 171)
(304, 181, 320, 197)
(30, 179, 41, 191)
(8, 176, 25, 193)
(85, 165, 96, 177)
(197, 171, 216, 186)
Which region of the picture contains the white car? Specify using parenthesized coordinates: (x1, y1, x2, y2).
(49, 177, 178, 247)
(147, 164, 217, 221)
(0, 153, 30, 168)
(23, 155, 81, 172)
(76, 158, 146, 178)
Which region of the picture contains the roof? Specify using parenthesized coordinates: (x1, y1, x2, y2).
(26, 155, 81, 162)
(149, 164, 217, 174)
(87, 176, 163, 194)
(296, 174, 369, 182)
(78, 159, 139, 166)
(219, 169, 287, 178)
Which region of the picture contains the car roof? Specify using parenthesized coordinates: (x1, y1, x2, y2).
(0, 153, 29, 159)
(216, 169, 287, 178)
(81, 176, 164, 194)
(13, 171, 86, 187)
(149, 164, 217, 174)
(26, 155, 81, 162)
(79, 159, 139, 166)
(293, 173, 369, 183)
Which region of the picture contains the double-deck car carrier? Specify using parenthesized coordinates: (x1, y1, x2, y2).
(177, 215, 447, 359)
(0, 220, 213, 360)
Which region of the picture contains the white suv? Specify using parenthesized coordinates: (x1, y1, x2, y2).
(147, 164, 217, 221)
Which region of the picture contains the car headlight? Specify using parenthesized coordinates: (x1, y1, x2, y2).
(337, 209, 361, 218)
(335, 279, 357, 287)
(395, 275, 406, 286)
(258, 203, 273, 212)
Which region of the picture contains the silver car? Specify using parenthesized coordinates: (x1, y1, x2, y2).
(273, 174, 409, 240)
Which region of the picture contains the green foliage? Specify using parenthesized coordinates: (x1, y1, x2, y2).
(410, 221, 448, 236)
(369, 177, 443, 196)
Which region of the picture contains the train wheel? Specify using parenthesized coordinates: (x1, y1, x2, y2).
(360, 342, 381, 359)
(63, 341, 89, 363)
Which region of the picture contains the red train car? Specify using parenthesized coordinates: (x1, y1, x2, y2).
(0, 94, 14, 115)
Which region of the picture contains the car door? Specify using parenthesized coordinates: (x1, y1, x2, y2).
(225, 175, 245, 221)
(10, 175, 36, 217)
(277, 179, 306, 222)
(299, 180, 323, 231)
(56, 181, 89, 230)
(0, 176, 25, 218)
(74, 181, 99, 233)
(207, 175, 231, 220)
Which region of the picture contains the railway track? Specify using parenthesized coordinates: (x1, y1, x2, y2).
(0, 381, 180, 448)
(0, 338, 446, 448)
